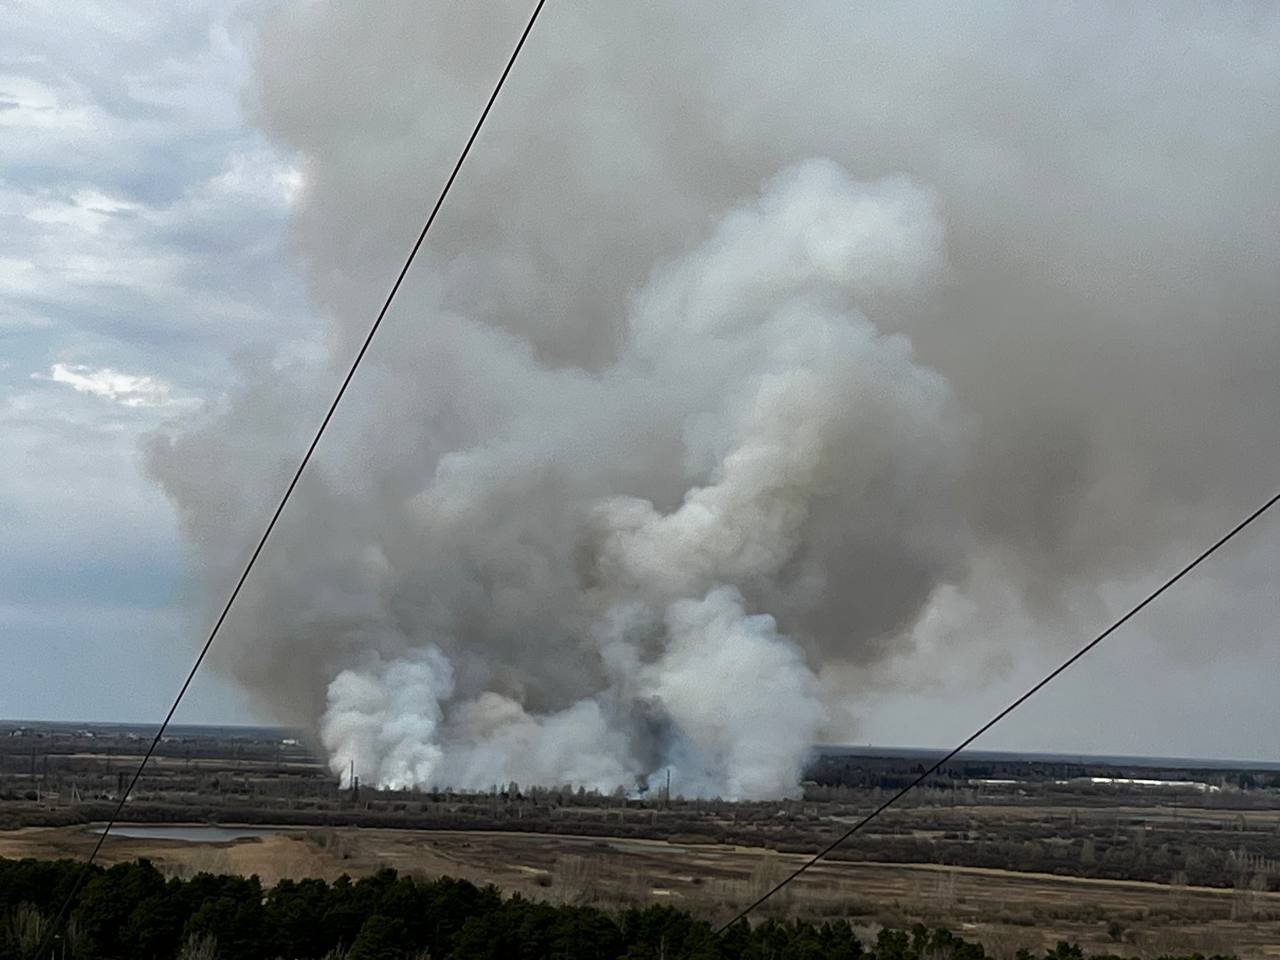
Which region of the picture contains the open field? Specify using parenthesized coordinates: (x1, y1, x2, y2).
(7, 722, 1280, 955)
(4, 824, 1280, 956)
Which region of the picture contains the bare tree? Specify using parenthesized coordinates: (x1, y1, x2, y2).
(177, 934, 218, 960)
(6, 903, 45, 960)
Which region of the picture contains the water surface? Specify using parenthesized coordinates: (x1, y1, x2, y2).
(91, 824, 284, 843)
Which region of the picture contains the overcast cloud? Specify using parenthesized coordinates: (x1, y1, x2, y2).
(0, 0, 309, 722)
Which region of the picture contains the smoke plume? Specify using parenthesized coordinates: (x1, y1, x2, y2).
(148, 1, 1280, 796)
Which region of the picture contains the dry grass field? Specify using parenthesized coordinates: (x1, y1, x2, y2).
(9, 727, 1280, 955)
(4, 824, 1279, 957)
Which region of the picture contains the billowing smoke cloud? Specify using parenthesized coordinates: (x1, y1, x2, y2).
(303, 162, 959, 797)
(148, 2, 1280, 794)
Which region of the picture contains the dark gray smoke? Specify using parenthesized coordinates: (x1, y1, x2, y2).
(147, 1, 1280, 796)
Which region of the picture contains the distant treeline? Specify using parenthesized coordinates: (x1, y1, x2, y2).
(0, 857, 1237, 960)
(804, 753, 1280, 794)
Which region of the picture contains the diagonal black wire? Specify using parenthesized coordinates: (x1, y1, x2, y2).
(717, 488, 1280, 932)
(37, 0, 549, 949)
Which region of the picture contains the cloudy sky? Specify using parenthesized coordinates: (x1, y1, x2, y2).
(0, 1, 312, 722)
(3, 1, 1279, 766)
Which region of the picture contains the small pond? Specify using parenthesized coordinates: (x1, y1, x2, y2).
(90, 824, 286, 843)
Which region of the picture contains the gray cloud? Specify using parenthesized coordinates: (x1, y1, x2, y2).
(0, 1, 310, 724)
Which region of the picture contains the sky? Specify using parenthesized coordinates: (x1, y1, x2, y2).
(3, 0, 1279, 767)
(0, 0, 311, 723)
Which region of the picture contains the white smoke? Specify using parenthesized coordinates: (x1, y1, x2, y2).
(148, 1, 1280, 794)
(642, 588, 827, 799)
(303, 162, 955, 797)
(321, 647, 453, 790)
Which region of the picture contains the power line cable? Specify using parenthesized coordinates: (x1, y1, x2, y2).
(37, 0, 549, 950)
(717, 488, 1280, 932)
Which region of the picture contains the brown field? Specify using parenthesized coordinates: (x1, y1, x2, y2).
(4, 824, 1280, 958)
(9, 726, 1280, 955)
